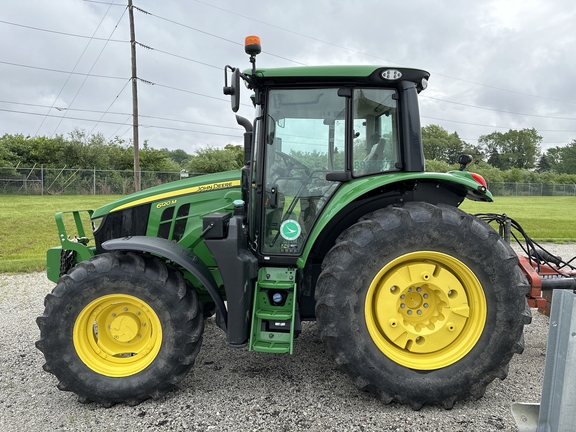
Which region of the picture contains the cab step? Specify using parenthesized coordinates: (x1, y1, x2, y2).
(249, 267, 298, 354)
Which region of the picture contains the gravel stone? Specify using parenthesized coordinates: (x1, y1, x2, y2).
(1, 243, 574, 431)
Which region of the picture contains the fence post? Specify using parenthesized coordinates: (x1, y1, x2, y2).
(93, 167, 96, 195)
(41, 165, 44, 196)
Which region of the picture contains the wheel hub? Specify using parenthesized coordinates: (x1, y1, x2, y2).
(365, 251, 486, 370)
(109, 314, 140, 343)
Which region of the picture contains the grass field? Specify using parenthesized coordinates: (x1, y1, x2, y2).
(459, 196, 576, 241)
(0, 195, 121, 273)
(0, 194, 574, 273)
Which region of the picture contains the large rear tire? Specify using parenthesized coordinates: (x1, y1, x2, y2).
(315, 202, 531, 409)
(36, 251, 203, 407)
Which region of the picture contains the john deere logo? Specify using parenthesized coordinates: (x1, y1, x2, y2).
(280, 220, 301, 241)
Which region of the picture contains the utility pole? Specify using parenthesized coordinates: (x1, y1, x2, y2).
(128, 0, 140, 192)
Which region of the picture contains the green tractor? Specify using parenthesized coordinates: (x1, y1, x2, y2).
(37, 36, 530, 409)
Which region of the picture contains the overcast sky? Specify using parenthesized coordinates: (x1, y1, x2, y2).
(1, 0, 575, 156)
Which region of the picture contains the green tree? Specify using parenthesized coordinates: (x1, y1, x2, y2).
(478, 128, 541, 170)
(139, 141, 180, 172)
(421, 125, 469, 164)
(424, 159, 454, 173)
(0, 135, 20, 166)
(187, 146, 242, 173)
(536, 153, 553, 173)
(554, 139, 576, 174)
(165, 148, 192, 167)
(67, 129, 110, 169)
(224, 144, 244, 167)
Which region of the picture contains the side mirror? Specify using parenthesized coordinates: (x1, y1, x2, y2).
(223, 66, 241, 113)
(458, 154, 473, 171)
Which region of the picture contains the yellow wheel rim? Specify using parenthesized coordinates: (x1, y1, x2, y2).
(73, 294, 162, 377)
(365, 251, 486, 370)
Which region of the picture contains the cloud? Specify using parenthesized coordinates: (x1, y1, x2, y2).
(1, 0, 575, 155)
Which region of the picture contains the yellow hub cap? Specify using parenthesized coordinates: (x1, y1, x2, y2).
(73, 294, 162, 377)
(365, 251, 486, 370)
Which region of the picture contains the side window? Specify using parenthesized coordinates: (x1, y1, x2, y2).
(352, 89, 399, 176)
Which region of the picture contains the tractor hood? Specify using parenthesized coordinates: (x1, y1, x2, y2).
(92, 170, 242, 218)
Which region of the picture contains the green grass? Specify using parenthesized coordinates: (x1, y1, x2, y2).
(0, 195, 121, 273)
(460, 196, 576, 242)
(0, 195, 574, 273)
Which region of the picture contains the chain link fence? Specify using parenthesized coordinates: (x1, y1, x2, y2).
(487, 182, 576, 196)
(1, 167, 575, 196)
(0, 166, 198, 195)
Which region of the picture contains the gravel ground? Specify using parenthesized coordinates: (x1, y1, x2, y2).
(1, 243, 574, 432)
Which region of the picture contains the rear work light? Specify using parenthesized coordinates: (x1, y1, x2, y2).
(471, 172, 487, 189)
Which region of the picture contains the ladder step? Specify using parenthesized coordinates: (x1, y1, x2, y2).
(255, 309, 292, 320)
(252, 341, 291, 354)
(257, 281, 294, 289)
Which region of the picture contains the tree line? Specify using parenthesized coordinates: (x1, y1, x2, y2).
(422, 125, 576, 184)
(0, 130, 244, 175)
(1, 126, 576, 185)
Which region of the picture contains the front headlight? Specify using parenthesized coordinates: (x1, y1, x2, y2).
(91, 216, 104, 234)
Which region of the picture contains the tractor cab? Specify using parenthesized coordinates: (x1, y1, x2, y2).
(225, 36, 431, 265)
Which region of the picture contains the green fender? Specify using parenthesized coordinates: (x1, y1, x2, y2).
(297, 170, 492, 268)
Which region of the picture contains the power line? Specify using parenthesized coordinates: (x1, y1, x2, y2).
(88, 79, 132, 136)
(422, 115, 576, 133)
(138, 6, 307, 66)
(83, 0, 126, 5)
(50, 5, 129, 137)
(0, 17, 221, 72)
(0, 60, 126, 80)
(34, 3, 117, 135)
(0, 99, 245, 130)
(0, 107, 243, 138)
(191, 0, 576, 107)
(0, 19, 128, 42)
(0, 58, 246, 106)
(421, 95, 576, 121)
(6, 56, 574, 124)
(136, 43, 220, 70)
(191, 0, 400, 64)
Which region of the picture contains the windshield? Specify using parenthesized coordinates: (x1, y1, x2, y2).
(262, 88, 343, 255)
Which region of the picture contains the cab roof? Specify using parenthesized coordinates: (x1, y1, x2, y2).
(246, 65, 430, 90)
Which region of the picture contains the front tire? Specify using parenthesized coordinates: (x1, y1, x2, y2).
(315, 202, 531, 409)
(36, 252, 203, 407)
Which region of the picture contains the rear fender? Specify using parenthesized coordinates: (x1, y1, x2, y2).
(298, 171, 492, 268)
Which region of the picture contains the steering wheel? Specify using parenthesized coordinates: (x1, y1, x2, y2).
(275, 151, 311, 177)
